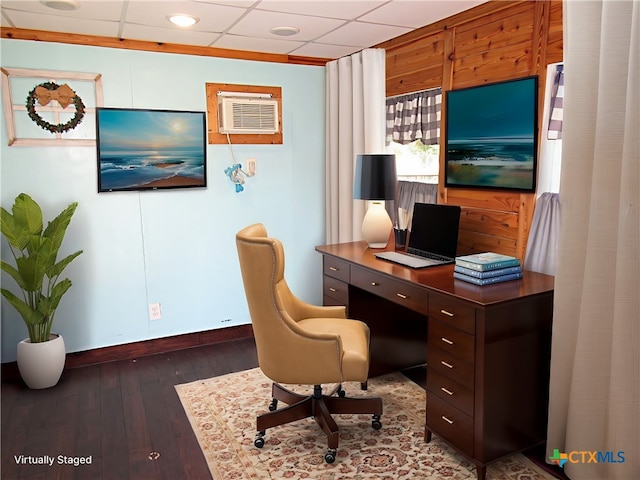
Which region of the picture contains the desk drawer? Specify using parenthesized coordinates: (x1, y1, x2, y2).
(323, 256, 350, 283)
(427, 368, 474, 416)
(427, 345, 474, 389)
(351, 265, 428, 314)
(429, 294, 475, 335)
(427, 393, 474, 456)
(429, 319, 475, 364)
(323, 275, 348, 306)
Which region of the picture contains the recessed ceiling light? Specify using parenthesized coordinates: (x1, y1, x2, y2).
(40, 0, 80, 11)
(270, 26, 300, 37)
(167, 14, 199, 27)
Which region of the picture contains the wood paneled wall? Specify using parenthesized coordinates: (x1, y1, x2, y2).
(378, 0, 563, 261)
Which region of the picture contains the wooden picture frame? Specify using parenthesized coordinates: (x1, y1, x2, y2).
(1, 67, 103, 147)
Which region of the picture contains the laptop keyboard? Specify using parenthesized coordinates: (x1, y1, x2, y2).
(407, 248, 452, 262)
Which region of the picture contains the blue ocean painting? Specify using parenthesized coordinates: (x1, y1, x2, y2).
(97, 109, 206, 191)
(445, 77, 537, 191)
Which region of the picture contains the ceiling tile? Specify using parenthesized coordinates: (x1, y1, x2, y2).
(1, 0, 125, 22)
(360, 0, 487, 28)
(3, 9, 120, 37)
(121, 23, 220, 46)
(317, 21, 412, 48)
(212, 34, 305, 54)
(125, 1, 245, 32)
(228, 9, 346, 42)
(255, 0, 386, 19)
(290, 42, 359, 59)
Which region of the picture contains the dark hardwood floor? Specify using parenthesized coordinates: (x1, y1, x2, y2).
(1, 338, 564, 480)
(2, 338, 259, 480)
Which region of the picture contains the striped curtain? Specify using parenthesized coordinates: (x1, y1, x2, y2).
(547, 64, 564, 140)
(386, 88, 442, 145)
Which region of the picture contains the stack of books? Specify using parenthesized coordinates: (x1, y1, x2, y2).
(453, 252, 523, 285)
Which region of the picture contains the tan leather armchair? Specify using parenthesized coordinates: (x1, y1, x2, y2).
(236, 223, 383, 463)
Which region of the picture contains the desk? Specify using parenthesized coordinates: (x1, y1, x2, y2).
(315, 241, 554, 480)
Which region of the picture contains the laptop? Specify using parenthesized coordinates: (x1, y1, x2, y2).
(375, 203, 461, 269)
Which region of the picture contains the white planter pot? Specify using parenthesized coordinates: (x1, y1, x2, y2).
(16, 334, 66, 389)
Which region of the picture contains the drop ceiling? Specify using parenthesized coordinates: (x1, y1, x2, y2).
(1, 0, 488, 60)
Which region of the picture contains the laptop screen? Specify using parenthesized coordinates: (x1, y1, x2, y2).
(407, 203, 461, 258)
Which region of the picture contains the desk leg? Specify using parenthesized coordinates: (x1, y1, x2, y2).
(424, 427, 432, 443)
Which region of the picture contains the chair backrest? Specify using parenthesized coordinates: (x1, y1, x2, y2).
(235, 223, 343, 385)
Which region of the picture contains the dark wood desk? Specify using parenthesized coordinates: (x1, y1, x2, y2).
(315, 241, 554, 480)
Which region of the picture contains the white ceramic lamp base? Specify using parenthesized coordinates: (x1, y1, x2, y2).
(362, 201, 392, 248)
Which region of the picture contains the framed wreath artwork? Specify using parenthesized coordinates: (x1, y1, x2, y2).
(1, 68, 103, 146)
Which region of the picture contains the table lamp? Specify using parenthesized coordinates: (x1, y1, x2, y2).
(353, 153, 397, 248)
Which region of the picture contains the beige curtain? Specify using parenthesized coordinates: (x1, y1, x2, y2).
(546, 2, 639, 480)
(325, 49, 386, 244)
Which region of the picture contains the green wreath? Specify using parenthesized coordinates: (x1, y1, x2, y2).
(26, 82, 86, 134)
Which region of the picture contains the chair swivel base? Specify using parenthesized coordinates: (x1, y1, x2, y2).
(254, 383, 383, 463)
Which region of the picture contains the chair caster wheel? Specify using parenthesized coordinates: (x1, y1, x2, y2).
(372, 414, 382, 430)
(268, 399, 278, 411)
(324, 449, 336, 463)
(254, 431, 265, 448)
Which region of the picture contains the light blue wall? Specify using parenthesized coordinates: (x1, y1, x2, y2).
(0, 39, 327, 363)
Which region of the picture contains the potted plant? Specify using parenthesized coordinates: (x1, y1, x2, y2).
(1, 193, 83, 389)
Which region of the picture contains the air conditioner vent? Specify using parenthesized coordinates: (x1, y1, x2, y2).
(218, 97, 279, 134)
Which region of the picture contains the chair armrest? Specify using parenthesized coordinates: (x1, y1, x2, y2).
(277, 280, 346, 321)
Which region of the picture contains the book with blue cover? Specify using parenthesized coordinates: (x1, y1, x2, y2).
(454, 264, 522, 278)
(455, 252, 521, 272)
(453, 271, 524, 286)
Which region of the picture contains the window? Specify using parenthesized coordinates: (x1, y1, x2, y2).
(388, 140, 439, 183)
(385, 87, 442, 184)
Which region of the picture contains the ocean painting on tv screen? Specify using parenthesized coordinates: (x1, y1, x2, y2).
(96, 108, 207, 192)
(445, 76, 538, 192)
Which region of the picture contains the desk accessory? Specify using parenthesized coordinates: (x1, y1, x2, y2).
(353, 153, 397, 248)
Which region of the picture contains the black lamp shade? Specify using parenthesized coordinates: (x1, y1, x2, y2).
(353, 154, 397, 200)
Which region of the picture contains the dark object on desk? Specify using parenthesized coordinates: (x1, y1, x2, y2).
(236, 224, 383, 464)
(393, 228, 407, 249)
(376, 203, 461, 268)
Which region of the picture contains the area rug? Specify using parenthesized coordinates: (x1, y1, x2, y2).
(176, 368, 555, 480)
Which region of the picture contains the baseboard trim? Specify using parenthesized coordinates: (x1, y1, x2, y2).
(1, 324, 254, 382)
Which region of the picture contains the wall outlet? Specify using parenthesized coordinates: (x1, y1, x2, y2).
(149, 303, 162, 321)
(246, 158, 256, 176)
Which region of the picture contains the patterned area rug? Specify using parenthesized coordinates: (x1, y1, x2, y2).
(175, 368, 555, 480)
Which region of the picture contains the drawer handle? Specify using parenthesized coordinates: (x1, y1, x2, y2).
(441, 416, 454, 425)
(441, 337, 454, 345)
(440, 309, 455, 317)
(329, 266, 339, 272)
(371, 282, 379, 286)
(441, 387, 454, 396)
(329, 287, 337, 292)
(396, 293, 408, 299)
(441, 361, 454, 369)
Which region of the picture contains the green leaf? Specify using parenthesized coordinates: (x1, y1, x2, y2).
(15, 238, 52, 293)
(42, 279, 73, 315)
(0, 260, 28, 291)
(1, 207, 29, 251)
(43, 202, 78, 259)
(12, 193, 43, 237)
(0, 288, 45, 326)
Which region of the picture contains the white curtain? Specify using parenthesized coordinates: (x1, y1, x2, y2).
(325, 49, 386, 244)
(546, 2, 639, 480)
(524, 192, 560, 275)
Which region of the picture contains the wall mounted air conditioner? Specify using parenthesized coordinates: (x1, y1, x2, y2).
(218, 96, 279, 134)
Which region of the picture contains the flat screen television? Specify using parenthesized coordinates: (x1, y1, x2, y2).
(96, 108, 207, 192)
(444, 76, 538, 192)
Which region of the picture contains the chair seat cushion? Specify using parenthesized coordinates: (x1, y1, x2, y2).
(297, 317, 370, 383)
